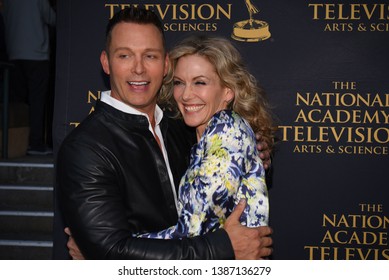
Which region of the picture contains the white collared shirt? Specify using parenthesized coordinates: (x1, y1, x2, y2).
(100, 90, 178, 211)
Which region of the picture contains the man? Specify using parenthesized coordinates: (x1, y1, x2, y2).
(57, 7, 272, 259)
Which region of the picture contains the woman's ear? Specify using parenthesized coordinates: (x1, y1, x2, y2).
(225, 88, 235, 104)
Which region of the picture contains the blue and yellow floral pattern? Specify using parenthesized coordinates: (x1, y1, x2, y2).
(138, 110, 269, 239)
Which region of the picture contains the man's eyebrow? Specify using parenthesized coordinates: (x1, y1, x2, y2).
(143, 47, 165, 53)
(112, 47, 164, 53)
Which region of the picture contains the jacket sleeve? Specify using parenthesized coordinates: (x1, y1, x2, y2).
(57, 138, 235, 260)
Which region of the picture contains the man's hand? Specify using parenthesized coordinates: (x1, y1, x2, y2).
(64, 227, 85, 260)
(224, 200, 273, 259)
(255, 133, 272, 170)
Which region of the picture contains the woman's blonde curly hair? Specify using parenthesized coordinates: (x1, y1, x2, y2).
(158, 35, 276, 151)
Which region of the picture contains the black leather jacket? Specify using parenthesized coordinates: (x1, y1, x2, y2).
(57, 101, 234, 259)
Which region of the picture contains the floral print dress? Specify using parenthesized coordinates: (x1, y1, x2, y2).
(137, 110, 269, 239)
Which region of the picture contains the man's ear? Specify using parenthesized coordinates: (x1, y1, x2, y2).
(163, 53, 169, 77)
(100, 51, 110, 75)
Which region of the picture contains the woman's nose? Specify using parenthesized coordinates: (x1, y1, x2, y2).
(181, 84, 193, 101)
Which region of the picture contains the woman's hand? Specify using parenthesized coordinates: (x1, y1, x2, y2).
(255, 133, 272, 170)
(64, 227, 85, 260)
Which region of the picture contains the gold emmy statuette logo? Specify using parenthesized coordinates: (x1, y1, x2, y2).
(231, 0, 271, 42)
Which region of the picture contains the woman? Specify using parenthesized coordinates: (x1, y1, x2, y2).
(137, 35, 275, 239)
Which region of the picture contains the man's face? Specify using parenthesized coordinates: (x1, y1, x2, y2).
(101, 22, 168, 116)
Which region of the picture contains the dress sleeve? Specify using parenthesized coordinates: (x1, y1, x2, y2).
(205, 116, 269, 227)
(234, 125, 269, 227)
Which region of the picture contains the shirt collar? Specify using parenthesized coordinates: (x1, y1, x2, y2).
(100, 90, 163, 125)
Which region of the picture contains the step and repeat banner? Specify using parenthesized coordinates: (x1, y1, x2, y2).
(53, 0, 389, 260)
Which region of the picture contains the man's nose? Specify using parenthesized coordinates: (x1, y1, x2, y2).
(132, 57, 145, 75)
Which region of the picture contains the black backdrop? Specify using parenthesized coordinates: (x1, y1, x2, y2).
(53, 0, 389, 259)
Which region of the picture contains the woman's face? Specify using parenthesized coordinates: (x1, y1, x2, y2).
(173, 54, 234, 139)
